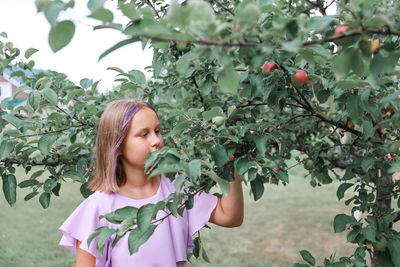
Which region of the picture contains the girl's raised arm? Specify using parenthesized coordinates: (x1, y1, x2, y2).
(76, 240, 96, 267)
(209, 170, 244, 227)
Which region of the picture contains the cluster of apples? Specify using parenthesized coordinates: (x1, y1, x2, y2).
(262, 61, 308, 85)
(260, 24, 381, 86)
(334, 25, 380, 54)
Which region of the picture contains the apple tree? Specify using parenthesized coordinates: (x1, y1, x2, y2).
(1, 0, 400, 266)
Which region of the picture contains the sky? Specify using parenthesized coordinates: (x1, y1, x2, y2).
(0, 0, 153, 92)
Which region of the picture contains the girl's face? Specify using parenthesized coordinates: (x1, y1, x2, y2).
(119, 107, 164, 172)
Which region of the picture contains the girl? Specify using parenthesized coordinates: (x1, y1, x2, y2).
(59, 99, 244, 267)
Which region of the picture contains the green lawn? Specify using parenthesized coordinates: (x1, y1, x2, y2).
(0, 166, 360, 267)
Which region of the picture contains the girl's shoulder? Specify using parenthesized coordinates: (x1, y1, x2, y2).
(77, 190, 118, 214)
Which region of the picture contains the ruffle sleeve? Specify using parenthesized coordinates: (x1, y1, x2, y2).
(59, 192, 110, 265)
(186, 191, 218, 253)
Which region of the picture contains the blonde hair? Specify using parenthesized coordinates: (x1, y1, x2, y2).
(89, 99, 156, 193)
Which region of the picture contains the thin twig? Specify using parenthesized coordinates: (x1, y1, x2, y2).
(285, 114, 314, 124)
(214, 0, 235, 16)
(146, 0, 161, 19)
(7, 123, 87, 140)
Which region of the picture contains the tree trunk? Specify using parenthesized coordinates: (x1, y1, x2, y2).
(371, 176, 394, 267)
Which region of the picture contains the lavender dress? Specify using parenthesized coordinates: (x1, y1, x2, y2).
(59, 174, 218, 267)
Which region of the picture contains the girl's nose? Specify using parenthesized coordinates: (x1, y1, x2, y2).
(151, 132, 163, 149)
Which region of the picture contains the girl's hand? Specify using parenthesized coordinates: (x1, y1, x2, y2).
(209, 170, 244, 227)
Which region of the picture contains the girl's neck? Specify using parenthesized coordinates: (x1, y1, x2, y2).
(117, 171, 161, 200)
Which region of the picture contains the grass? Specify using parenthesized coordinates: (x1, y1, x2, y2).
(0, 166, 362, 267)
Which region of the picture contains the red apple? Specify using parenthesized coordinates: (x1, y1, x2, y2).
(262, 61, 278, 74)
(293, 70, 308, 85)
(334, 25, 350, 37)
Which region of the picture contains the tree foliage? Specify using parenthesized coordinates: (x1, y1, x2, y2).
(1, 0, 400, 266)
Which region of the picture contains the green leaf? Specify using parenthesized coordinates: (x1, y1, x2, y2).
(253, 136, 267, 156)
(87, 0, 106, 11)
(333, 214, 357, 233)
(28, 91, 41, 111)
(24, 48, 39, 59)
(370, 53, 400, 75)
(349, 49, 364, 76)
(80, 78, 93, 88)
(176, 52, 195, 75)
(187, 0, 216, 31)
(336, 79, 369, 90)
(362, 225, 376, 242)
(0, 140, 14, 160)
(119, 3, 140, 21)
(300, 250, 315, 266)
(96, 227, 116, 255)
(346, 95, 363, 125)
(87, 226, 107, 247)
(210, 145, 229, 168)
(38, 134, 57, 157)
(202, 107, 223, 120)
(308, 44, 332, 59)
(391, 161, 400, 174)
(276, 171, 289, 183)
(116, 217, 136, 237)
(282, 38, 301, 53)
(43, 178, 56, 193)
(39, 192, 50, 208)
(128, 224, 157, 254)
(137, 204, 155, 232)
(2, 174, 17, 206)
(18, 179, 39, 188)
(236, 2, 260, 27)
(44, 1, 64, 26)
(217, 65, 239, 94)
(2, 114, 22, 129)
(24, 191, 39, 201)
(89, 7, 113, 23)
(363, 120, 373, 140)
(165, 0, 186, 27)
(185, 159, 201, 181)
(387, 239, 400, 266)
(332, 49, 352, 80)
(250, 175, 264, 201)
(361, 155, 375, 171)
(128, 70, 146, 84)
(42, 87, 58, 105)
(174, 173, 187, 193)
(48, 20, 75, 52)
(336, 183, 353, 200)
(203, 169, 230, 195)
(100, 206, 139, 224)
(202, 247, 210, 263)
(99, 38, 139, 61)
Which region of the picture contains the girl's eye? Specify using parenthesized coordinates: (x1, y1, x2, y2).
(155, 129, 161, 134)
(141, 133, 147, 137)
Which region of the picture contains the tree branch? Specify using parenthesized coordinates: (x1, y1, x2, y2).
(56, 104, 92, 126)
(214, 0, 235, 16)
(146, 0, 161, 19)
(303, 28, 400, 46)
(394, 211, 400, 223)
(7, 123, 87, 140)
